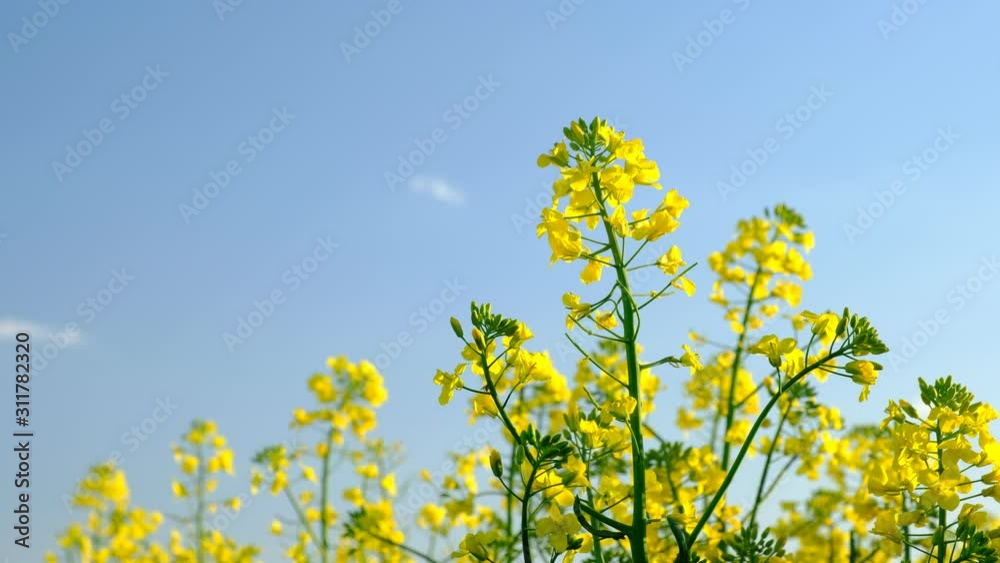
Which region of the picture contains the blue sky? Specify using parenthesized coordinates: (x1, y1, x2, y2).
(2, 0, 999, 558)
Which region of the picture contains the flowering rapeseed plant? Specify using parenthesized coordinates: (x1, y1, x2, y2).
(50, 463, 167, 562)
(51, 421, 256, 563)
(51, 118, 1000, 562)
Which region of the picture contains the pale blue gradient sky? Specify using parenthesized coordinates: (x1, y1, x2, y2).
(2, 1, 999, 558)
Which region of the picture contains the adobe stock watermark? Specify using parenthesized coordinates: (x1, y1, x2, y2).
(213, 0, 245, 21)
(878, 0, 931, 40)
(372, 278, 466, 371)
(843, 127, 958, 243)
(383, 75, 501, 192)
(203, 480, 258, 534)
(223, 236, 339, 352)
(340, 0, 406, 63)
(544, 0, 588, 30)
(7, 0, 72, 54)
(178, 107, 296, 223)
(510, 182, 554, 235)
(884, 254, 1000, 372)
(397, 417, 504, 521)
(204, 491, 254, 532)
(62, 397, 178, 512)
(51, 65, 169, 183)
(34, 268, 136, 373)
(717, 84, 833, 201)
(233, 441, 303, 527)
(673, 0, 752, 72)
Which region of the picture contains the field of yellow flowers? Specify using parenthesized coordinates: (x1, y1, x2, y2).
(52, 119, 1000, 563)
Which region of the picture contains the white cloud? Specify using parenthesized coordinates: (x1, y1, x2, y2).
(408, 175, 466, 206)
(0, 318, 81, 345)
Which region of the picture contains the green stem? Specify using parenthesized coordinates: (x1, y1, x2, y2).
(283, 488, 323, 550)
(592, 171, 648, 563)
(319, 427, 334, 563)
(586, 481, 606, 563)
(506, 387, 525, 563)
(481, 347, 534, 466)
(935, 426, 947, 563)
(522, 464, 539, 563)
(902, 496, 913, 563)
(195, 444, 205, 563)
(363, 529, 441, 563)
(708, 410, 721, 471)
(721, 266, 762, 470)
(686, 350, 844, 551)
(755, 456, 796, 510)
(747, 402, 789, 531)
(506, 445, 517, 562)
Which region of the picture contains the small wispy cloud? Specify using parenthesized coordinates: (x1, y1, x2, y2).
(408, 175, 466, 206)
(0, 318, 81, 345)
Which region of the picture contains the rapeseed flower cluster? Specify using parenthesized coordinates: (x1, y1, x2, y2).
(52, 421, 256, 563)
(50, 118, 998, 562)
